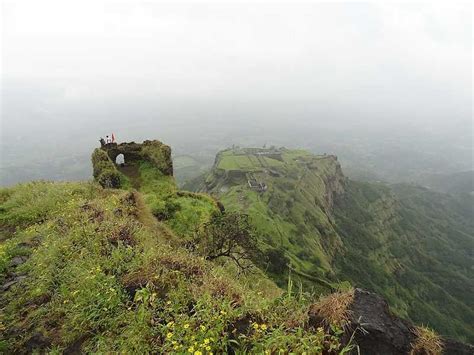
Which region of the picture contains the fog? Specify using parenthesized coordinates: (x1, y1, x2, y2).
(1, 1, 472, 186)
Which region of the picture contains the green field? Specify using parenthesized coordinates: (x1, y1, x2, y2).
(217, 150, 289, 171)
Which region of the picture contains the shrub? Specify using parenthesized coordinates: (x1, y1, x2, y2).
(193, 212, 260, 271)
(97, 169, 122, 188)
(91, 148, 122, 188)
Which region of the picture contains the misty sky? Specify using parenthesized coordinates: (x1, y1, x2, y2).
(0, 1, 472, 184)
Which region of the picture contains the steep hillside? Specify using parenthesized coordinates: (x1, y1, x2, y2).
(198, 148, 347, 291)
(333, 182, 474, 341)
(200, 147, 474, 343)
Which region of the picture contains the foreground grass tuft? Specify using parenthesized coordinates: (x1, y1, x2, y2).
(410, 326, 444, 355)
(309, 288, 354, 329)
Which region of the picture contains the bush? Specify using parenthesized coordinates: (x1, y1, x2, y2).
(193, 212, 260, 271)
(91, 148, 122, 188)
(97, 169, 122, 189)
(265, 248, 289, 274)
(150, 198, 181, 220)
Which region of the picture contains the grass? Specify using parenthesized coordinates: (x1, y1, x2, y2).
(0, 180, 353, 353)
(410, 326, 444, 355)
(207, 147, 474, 343)
(135, 161, 219, 238)
(309, 289, 354, 329)
(215, 154, 341, 290)
(218, 155, 260, 171)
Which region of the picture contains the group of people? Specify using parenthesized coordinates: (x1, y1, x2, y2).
(99, 133, 116, 146)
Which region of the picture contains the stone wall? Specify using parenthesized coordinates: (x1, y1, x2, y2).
(101, 140, 173, 176)
(92, 139, 173, 188)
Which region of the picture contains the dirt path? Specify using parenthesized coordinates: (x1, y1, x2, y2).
(118, 164, 142, 189)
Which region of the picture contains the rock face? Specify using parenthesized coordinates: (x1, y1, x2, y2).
(348, 288, 414, 354)
(309, 288, 474, 355)
(91, 140, 173, 188)
(102, 140, 173, 176)
(319, 156, 346, 213)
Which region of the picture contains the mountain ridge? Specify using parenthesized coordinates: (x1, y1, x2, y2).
(199, 146, 474, 342)
(0, 140, 472, 353)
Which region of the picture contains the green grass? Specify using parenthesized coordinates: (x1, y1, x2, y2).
(0, 181, 351, 353)
(217, 155, 260, 171)
(204, 148, 474, 343)
(216, 150, 285, 171)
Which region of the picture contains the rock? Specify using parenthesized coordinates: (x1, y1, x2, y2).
(2, 275, 26, 291)
(92, 140, 173, 188)
(10, 255, 28, 266)
(24, 333, 51, 352)
(443, 338, 474, 355)
(308, 288, 473, 354)
(348, 288, 414, 354)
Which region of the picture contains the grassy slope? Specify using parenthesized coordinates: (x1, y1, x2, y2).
(0, 165, 352, 353)
(205, 149, 474, 342)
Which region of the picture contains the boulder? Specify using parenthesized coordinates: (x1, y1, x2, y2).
(309, 288, 474, 354)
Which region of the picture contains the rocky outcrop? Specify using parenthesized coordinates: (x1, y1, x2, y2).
(321, 157, 346, 212)
(309, 288, 474, 355)
(347, 288, 414, 354)
(102, 140, 173, 176)
(92, 140, 173, 188)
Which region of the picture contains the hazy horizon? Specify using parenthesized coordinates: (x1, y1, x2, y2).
(1, 1, 472, 186)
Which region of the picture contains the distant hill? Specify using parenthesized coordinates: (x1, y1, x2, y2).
(416, 170, 474, 195)
(199, 147, 474, 342)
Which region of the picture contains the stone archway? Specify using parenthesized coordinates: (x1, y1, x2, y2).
(115, 153, 125, 166)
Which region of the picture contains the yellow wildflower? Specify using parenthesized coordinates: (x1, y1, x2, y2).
(166, 332, 173, 339)
(204, 338, 210, 344)
(252, 323, 259, 330)
(184, 323, 190, 329)
(206, 346, 211, 351)
(200, 325, 206, 331)
(220, 310, 226, 315)
(194, 351, 202, 355)
(188, 346, 194, 353)
(260, 324, 267, 331)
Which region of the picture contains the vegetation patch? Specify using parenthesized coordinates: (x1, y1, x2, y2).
(309, 289, 354, 329)
(410, 326, 444, 355)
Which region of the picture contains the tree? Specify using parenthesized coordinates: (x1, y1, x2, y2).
(194, 212, 260, 271)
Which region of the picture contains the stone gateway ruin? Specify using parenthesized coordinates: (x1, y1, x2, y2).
(91, 140, 173, 188)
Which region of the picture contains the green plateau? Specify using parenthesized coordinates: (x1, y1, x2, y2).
(193, 146, 474, 343)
